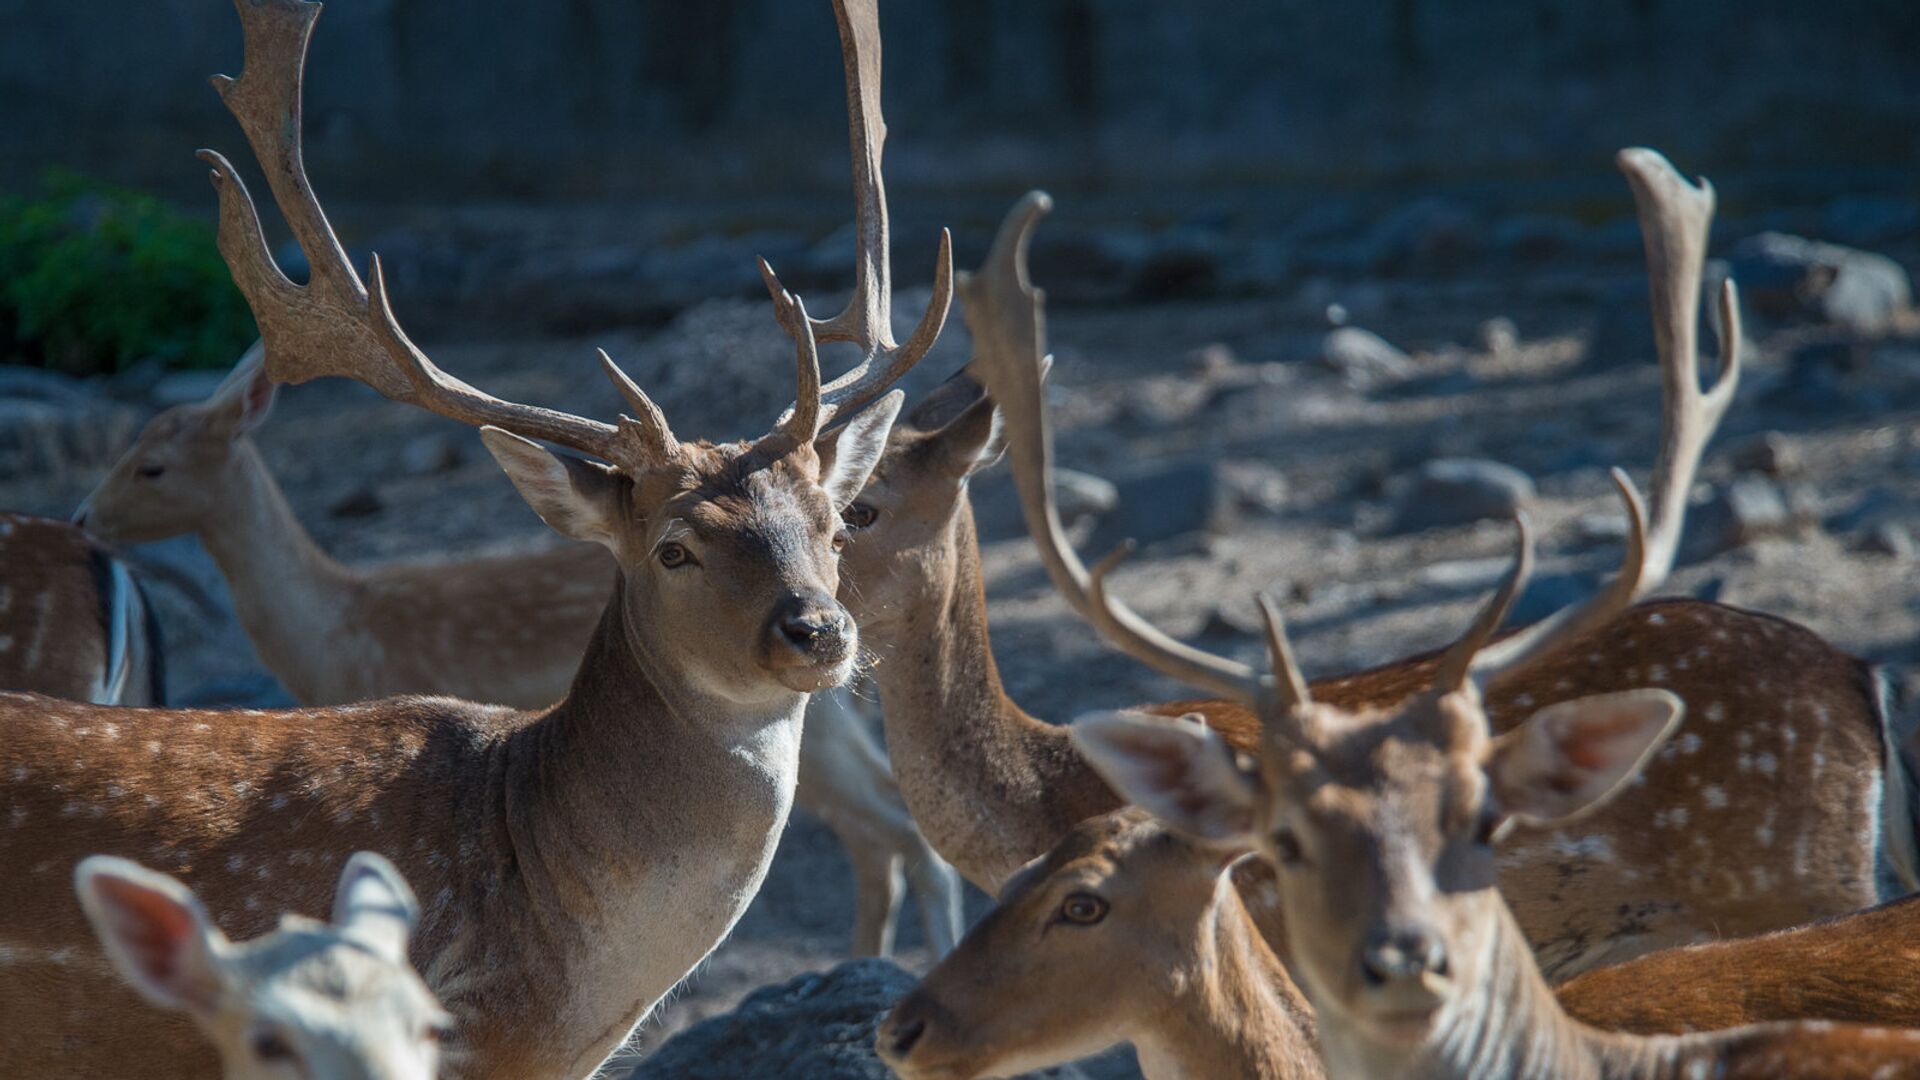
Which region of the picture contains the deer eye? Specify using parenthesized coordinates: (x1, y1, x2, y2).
(137, 464, 165, 479)
(1270, 828, 1306, 867)
(657, 542, 694, 569)
(842, 502, 878, 530)
(250, 1027, 294, 1061)
(1058, 892, 1108, 926)
(831, 529, 850, 553)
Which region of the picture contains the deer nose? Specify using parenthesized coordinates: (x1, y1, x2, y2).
(768, 593, 852, 655)
(1359, 924, 1449, 987)
(880, 1016, 927, 1060)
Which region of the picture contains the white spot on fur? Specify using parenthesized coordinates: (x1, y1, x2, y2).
(1703, 786, 1728, 809)
(1704, 702, 1725, 723)
(1677, 732, 1702, 755)
(1648, 665, 1667, 683)
(8, 807, 25, 828)
(270, 793, 289, 811)
(1755, 823, 1774, 846)
(1755, 753, 1778, 777)
(227, 854, 246, 872)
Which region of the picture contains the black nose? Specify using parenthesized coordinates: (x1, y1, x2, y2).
(772, 594, 850, 651)
(1359, 925, 1449, 986)
(884, 1016, 927, 1059)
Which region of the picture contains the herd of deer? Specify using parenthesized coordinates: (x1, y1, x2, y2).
(2, 1, 1917, 1078)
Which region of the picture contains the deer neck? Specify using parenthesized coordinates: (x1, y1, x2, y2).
(195, 438, 358, 699)
(865, 500, 1119, 891)
(1313, 901, 1634, 1080)
(489, 571, 804, 1062)
(1135, 879, 1324, 1080)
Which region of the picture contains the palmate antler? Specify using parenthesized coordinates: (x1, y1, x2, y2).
(970, 148, 1740, 745)
(758, 0, 955, 446)
(204, 0, 942, 471)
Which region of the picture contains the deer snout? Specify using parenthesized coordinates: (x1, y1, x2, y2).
(763, 591, 856, 686)
(875, 992, 939, 1067)
(1358, 922, 1450, 988)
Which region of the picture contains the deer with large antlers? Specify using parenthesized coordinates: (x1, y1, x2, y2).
(72, 344, 962, 959)
(76, 851, 448, 1080)
(836, 151, 1912, 981)
(0, 512, 162, 706)
(968, 164, 1920, 1080)
(0, 0, 949, 1076)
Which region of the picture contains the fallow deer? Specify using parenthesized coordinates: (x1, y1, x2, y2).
(892, 152, 1912, 982)
(77, 851, 448, 1080)
(0, 0, 949, 1076)
(72, 344, 962, 959)
(974, 160, 1920, 1080)
(879, 808, 1323, 1080)
(0, 512, 162, 706)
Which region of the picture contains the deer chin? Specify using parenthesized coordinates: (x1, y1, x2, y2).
(770, 652, 856, 694)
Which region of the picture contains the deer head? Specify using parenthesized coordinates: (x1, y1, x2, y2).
(194, 0, 950, 700)
(74, 342, 278, 545)
(878, 809, 1269, 1080)
(76, 851, 449, 1080)
(819, 366, 1007, 638)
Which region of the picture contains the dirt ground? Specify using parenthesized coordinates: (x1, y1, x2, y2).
(5, 244, 1917, 1070)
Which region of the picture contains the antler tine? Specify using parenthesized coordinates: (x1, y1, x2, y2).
(759, 0, 955, 437)
(759, 260, 824, 447)
(363, 261, 625, 460)
(1254, 594, 1312, 717)
(1617, 146, 1742, 584)
(597, 349, 679, 462)
(1432, 514, 1535, 694)
(204, 0, 643, 467)
(964, 192, 1265, 707)
(1467, 468, 1650, 690)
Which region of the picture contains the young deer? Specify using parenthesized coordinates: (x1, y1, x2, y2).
(0, 0, 948, 1076)
(972, 164, 1920, 1080)
(73, 344, 961, 959)
(879, 808, 1323, 1080)
(894, 153, 1912, 977)
(0, 512, 162, 706)
(77, 851, 448, 1080)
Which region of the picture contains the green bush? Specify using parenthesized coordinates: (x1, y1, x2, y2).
(0, 171, 257, 376)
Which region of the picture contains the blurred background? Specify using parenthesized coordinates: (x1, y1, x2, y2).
(4, 3, 1919, 1075)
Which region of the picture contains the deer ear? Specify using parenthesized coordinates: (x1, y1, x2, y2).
(1489, 689, 1684, 827)
(1070, 711, 1263, 843)
(332, 852, 419, 966)
(480, 427, 624, 549)
(75, 856, 229, 1015)
(904, 367, 1007, 477)
(816, 391, 903, 512)
(205, 342, 278, 438)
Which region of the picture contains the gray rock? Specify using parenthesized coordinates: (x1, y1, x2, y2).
(1321, 326, 1415, 390)
(1861, 522, 1915, 560)
(401, 433, 466, 476)
(1390, 459, 1534, 533)
(1725, 232, 1912, 333)
(1726, 431, 1801, 477)
(0, 387, 141, 481)
(1054, 467, 1121, 525)
(148, 370, 230, 408)
(1684, 475, 1798, 560)
(1476, 316, 1519, 355)
(1366, 197, 1481, 273)
(1087, 460, 1226, 552)
(327, 485, 385, 519)
(623, 960, 1117, 1080)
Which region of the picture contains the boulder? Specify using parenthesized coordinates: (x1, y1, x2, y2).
(0, 368, 142, 480)
(1390, 459, 1534, 533)
(1087, 460, 1226, 552)
(623, 960, 1121, 1080)
(1321, 326, 1415, 390)
(1683, 475, 1799, 561)
(1724, 232, 1911, 333)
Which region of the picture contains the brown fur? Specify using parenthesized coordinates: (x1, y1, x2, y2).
(0, 513, 155, 705)
(1557, 894, 1920, 1034)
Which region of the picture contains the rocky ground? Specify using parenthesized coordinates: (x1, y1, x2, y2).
(2, 186, 1917, 1077)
